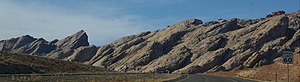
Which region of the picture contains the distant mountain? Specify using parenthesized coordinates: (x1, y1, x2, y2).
(0, 51, 109, 74)
(0, 30, 93, 61)
(1, 11, 299, 74)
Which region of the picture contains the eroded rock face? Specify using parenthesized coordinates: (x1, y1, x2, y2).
(55, 30, 89, 49)
(1, 11, 300, 74)
(174, 48, 233, 73)
(0, 35, 36, 51)
(24, 38, 57, 55)
(67, 45, 98, 63)
(46, 30, 90, 59)
(87, 11, 300, 74)
(0, 30, 92, 62)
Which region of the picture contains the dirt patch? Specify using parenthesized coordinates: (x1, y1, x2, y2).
(238, 53, 300, 82)
(207, 53, 300, 82)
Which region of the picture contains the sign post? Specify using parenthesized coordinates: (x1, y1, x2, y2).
(282, 51, 293, 82)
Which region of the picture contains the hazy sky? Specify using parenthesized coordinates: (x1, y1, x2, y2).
(0, 0, 299, 45)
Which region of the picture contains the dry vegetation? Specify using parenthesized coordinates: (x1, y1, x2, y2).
(208, 53, 300, 82)
(238, 53, 300, 82)
(0, 51, 109, 74)
(0, 73, 181, 82)
(0, 51, 181, 82)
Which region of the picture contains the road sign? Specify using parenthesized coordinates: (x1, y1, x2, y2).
(282, 51, 293, 82)
(282, 51, 293, 64)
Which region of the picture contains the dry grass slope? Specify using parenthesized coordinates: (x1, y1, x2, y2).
(238, 53, 300, 82)
(0, 51, 181, 82)
(0, 51, 110, 74)
(0, 73, 181, 82)
(208, 53, 300, 82)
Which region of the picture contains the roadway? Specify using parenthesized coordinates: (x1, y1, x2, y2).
(0, 73, 257, 82)
(175, 74, 256, 82)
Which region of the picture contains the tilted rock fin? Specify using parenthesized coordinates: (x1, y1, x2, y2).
(1, 11, 300, 74)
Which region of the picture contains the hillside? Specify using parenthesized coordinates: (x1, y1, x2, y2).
(238, 53, 300, 82)
(0, 10, 299, 74)
(208, 53, 300, 82)
(88, 11, 300, 74)
(0, 51, 109, 74)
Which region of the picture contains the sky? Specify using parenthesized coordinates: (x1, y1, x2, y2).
(0, 0, 299, 46)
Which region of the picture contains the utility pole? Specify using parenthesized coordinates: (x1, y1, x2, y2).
(275, 73, 278, 82)
(287, 64, 289, 82)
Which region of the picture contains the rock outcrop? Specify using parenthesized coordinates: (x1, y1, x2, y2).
(0, 35, 36, 52)
(55, 30, 89, 49)
(67, 45, 98, 63)
(1, 11, 300, 74)
(87, 11, 300, 74)
(46, 30, 90, 59)
(0, 30, 90, 61)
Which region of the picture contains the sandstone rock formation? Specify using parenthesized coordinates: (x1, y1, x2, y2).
(87, 11, 300, 74)
(1, 11, 300, 74)
(67, 45, 98, 63)
(0, 30, 90, 62)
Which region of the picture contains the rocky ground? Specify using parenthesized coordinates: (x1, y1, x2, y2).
(0, 10, 299, 74)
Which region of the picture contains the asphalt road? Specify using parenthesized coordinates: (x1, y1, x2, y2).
(176, 74, 256, 82)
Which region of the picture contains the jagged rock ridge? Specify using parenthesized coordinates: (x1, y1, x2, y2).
(0, 30, 91, 62)
(1, 11, 300, 74)
(87, 11, 300, 74)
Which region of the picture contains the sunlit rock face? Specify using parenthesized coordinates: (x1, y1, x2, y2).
(1, 11, 300, 74)
(89, 11, 299, 74)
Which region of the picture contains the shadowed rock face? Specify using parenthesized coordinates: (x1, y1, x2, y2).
(66, 45, 98, 63)
(1, 11, 300, 74)
(0, 35, 36, 51)
(0, 30, 90, 61)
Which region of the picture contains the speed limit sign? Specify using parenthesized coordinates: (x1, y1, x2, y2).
(282, 51, 293, 64)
